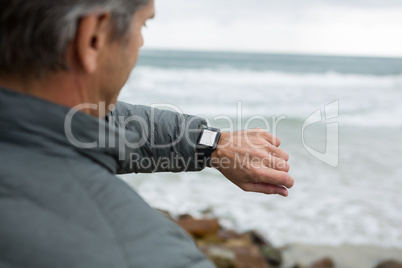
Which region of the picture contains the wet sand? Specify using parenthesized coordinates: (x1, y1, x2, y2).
(282, 244, 402, 268)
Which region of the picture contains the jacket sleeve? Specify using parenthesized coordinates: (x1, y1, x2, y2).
(107, 101, 207, 174)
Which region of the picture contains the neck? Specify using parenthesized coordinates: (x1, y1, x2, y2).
(0, 72, 104, 118)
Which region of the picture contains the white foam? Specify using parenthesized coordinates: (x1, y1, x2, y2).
(120, 67, 402, 127)
(118, 65, 402, 249)
(121, 163, 402, 249)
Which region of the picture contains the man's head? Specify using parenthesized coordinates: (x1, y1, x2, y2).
(0, 0, 155, 116)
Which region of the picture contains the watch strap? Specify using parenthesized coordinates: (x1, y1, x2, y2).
(196, 127, 221, 168)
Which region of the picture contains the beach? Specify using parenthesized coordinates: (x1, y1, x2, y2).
(130, 208, 402, 268)
(282, 244, 402, 268)
(119, 49, 402, 265)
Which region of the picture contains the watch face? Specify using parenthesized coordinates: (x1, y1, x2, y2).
(199, 129, 218, 147)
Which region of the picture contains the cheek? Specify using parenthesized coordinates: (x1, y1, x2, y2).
(133, 28, 144, 49)
(127, 31, 143, 64)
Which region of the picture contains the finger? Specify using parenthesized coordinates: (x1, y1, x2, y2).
(254, 168, 294, 189)
(271, 136, 281, 147)
(264, 133, 281, 147)
(266, 145, 290, 161)
(243, 182, 289, 197)
(261, 154, 290, 172)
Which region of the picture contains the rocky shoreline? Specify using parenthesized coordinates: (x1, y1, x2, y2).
(157, 209, 402, 268)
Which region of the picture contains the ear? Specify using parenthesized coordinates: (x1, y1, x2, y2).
(74, 13, 112, 74)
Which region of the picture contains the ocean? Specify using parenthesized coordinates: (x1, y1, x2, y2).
(119, 49, 402, 248)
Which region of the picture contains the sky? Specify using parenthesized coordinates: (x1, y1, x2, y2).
(143, 0, 402, 57)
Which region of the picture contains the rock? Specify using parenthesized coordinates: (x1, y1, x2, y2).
(291, 264, 304, 268)
(200, 242, 269, 268)
(242, 230, 271, 247)
(310, 257, 334, 268)
(175, 215, 273, 268)
(228, 244, 270, 268)
(218, 229, 242, 241)
(201, 245, 237, 268)
(224, 237, 252, 247)
(177, 214, 194, 220)
(177, 218, 220, 238)
(260, 246, 282, 267)
(199, 234, 223, 244)
(376, 260, 402, 268)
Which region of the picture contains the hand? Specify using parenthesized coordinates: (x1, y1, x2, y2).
(210, 129, 294, 197)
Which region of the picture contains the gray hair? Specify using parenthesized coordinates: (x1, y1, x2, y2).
(0, 0, 150, 77)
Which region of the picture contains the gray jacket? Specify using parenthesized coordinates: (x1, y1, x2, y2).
(0, 88, 215, 268)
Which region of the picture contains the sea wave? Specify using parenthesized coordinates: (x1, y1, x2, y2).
(119, 64, 402, 249)
(132, 66, 402, 88)
(120, 66, 402, 127)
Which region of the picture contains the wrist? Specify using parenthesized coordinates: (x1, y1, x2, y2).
(211, 132, 230, 169)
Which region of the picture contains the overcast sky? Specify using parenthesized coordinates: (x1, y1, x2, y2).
(143, 0, 402, 57)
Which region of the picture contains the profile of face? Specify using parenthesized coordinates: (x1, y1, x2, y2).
(97, 0, 155, 109)
(0, 0, 156, 118)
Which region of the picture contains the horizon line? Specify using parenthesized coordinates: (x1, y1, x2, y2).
(141, 47, 402, 60)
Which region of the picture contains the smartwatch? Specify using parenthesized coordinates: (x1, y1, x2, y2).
(196, 127, 221, 168)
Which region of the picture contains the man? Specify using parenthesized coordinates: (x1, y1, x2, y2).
(0, 0, 294, 267)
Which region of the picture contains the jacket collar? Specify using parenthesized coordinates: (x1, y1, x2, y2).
(0, 87, 138, 173)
